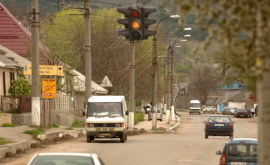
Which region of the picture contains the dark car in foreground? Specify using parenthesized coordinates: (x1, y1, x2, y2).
(234, 109, 251, 118)
(28, 153, 105, 165)
(204, 115, 234, 139)
(216, 138, 258, 165)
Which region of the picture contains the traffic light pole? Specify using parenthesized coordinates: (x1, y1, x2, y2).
(166, 45, 171, 124)
(170, 49, 175, 121)
(84, 0, 92, 112)
(31, 0, 41, 126)
(129, 42, 135, 130)
(152, 37, 157, 129)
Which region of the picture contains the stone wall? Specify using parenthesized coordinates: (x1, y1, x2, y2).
(12, 113, 32, 126)
(0, 113, 12, 126)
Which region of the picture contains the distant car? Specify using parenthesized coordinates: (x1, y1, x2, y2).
(234, 109, 251, 118)
(216, 138, 258, 165)
(225, 107, 237, 115)
(203, 106, 217, 113)
(203, 115, 234, 139)
(28, 153, 105, 165)
(222, 107, 228, 115)
(148, 107, 162, 121)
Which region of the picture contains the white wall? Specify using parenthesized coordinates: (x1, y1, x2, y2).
(228, 102, 245, 109)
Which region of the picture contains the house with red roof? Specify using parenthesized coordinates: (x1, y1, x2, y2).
(0, 2, 48, 64)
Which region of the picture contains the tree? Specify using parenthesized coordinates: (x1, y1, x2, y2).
(175, 0, 270, 163)
(191, 65, 222, 105)
(8, 78, 31, 98)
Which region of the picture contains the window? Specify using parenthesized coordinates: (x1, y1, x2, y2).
(228, 144, 257, 157)
(208, 116, 231, 123)
(3, 72, 6, 95)
(87, 102, 123, 117)
(10, 72, 15, 86)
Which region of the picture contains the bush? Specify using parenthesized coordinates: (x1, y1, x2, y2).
(0, 111, 4, 114)
(71, 119, 85, 128)
(65, 127, 74, 130)
(2, 123, 17, 127)
(24, 128, 45, 140)
(8, 78, 31, 98)
(52, 123, 59, 128)
(134, 113, 144, 125)
(0, 137, 9, 145)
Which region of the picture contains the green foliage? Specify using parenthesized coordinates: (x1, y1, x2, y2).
(11, 108, 20, 114)
(2, 123, 17, 127)
(0, 137, 9, 145)
(8, 78, 31, 98)
(133, 127, 138, 130)
(65, 127, 74, 130)
(134, 113, 144, 125)
(52, 123, 59, 128)
(71, 119, 85, 128)
(0, 111, 4, 114)
(151, 128, 160, 130)
(24, 128, 45, 140)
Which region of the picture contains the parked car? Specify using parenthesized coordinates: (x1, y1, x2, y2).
(216, 138, 258, 165)
(203, 115, 234, 139)
(28, 153, 105, 165)
(225, 107, 237, 115)
(148, 106, 162, 121)
(203, 106, 217, 113)
(234, 109, 252, 118)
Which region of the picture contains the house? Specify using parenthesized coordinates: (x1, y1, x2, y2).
(224, 91, 245, 109)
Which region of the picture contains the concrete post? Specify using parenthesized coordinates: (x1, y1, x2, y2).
(129, 42, 135, 130)
(166, 46, 171, 124)
(152, 37, 157, 129)
(31, 0, 41, 126)
(170, 49, 175, 121)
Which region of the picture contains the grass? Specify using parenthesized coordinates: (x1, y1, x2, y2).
(151, 128, 160, 130)
(0, 137, 9, 145)
(52, 123, 59, 128)
(71, 119, 85, 128)
(65, 127, 74, 130)
(24, 128, 45, 140)
(2, 123, 18, 127)
(133, 127, 138, 130)
(0, 111, 4, 114)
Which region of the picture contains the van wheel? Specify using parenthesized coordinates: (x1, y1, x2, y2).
(205, 134, 208, 139)
(87, 136, 94, 143)
(190, 113, 191, 115)
(160, 119, 162, 122)
(125, 133, 127, 141)
(120, 133, 126, 143)
(199, 113, 201, 115)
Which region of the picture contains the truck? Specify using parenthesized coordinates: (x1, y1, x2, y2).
(83, 96, 129, 143)
(189, 100, 201, 115)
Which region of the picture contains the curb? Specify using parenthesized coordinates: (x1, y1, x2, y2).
(0, 129, 85, 160)
(167, 114, 181, 132)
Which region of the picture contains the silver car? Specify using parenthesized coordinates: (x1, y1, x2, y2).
(148, 107, 163, 121)
(28, 153, 105, 165)
(225, 107, 237, 115)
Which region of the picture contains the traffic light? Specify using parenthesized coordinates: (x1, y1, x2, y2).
(117, 6, 143, 40)
(141, 7, 157, 39)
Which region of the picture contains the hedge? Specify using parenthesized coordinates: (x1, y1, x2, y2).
(134, 113, 144, 125)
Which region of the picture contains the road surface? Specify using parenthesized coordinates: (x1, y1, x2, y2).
(1, 112, 258, 165)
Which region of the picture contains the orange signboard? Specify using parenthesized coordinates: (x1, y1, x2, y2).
(42, 79, 56, 98)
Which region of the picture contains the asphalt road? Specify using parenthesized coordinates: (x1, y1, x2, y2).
(2, 112, 258, 165)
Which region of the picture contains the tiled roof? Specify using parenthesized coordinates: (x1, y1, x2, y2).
(229, 91, 245, 102)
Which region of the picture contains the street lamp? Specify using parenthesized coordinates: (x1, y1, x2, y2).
(152, 15, 180, 129)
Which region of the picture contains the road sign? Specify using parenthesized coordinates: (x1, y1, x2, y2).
(42, 79, 56, 98)
(23, 65, 63, 76)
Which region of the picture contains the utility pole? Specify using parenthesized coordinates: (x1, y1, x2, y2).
(31, 0, 40, 126)
(166, 46, 171, 124)
(152, 37, 157, 129)
(84, 0, 92, 109)
(129, 42, 135, 130)
(170, 49, 175, 121)
(61, 0, 65, 10)
(163, 53, 167, 115)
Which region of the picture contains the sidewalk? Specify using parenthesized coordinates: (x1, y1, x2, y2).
(134, 113, 178, 131)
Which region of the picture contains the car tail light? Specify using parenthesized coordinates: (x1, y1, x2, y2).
(220, 154, 226, 165)
(240, 141, 246, 143)
(160, 114, 162, 116)
(206, 123, 211, 126)
(149, 114, 151, 116)
(237, 112, 240, 114)
(229, 123, 233, 127)
(244, 112, 248, 114)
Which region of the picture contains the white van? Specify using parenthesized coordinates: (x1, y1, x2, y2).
(189, 100, 201, 115)
(83, 96, 129, 143)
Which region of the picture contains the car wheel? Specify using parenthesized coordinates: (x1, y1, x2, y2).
(87, 135, 94, 143)
(120, 132, 126, 143)
(160, 120, 162, 122)
(205, 134, 208, 139)
(230, 134, 233, 139)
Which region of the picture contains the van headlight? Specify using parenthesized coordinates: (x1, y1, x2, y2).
(115, 123, 121, 127)
(86, 123, 94, 127)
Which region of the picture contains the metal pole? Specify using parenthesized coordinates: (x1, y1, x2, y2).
(129, 42, 135, 130)
(61, 0, 65, 10)
(163, 53, 167, 114)
(170, 49, 175, 121)
(84, 0, 92, 107)
(31, 0, 41, 126)
(152, 37, 157, 129)
(166, 45, 171, 124)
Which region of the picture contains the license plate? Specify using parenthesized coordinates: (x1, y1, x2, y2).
(231, 162, 247, 165)
(215, 124, 224, 126)
(99, 133, 111, 137)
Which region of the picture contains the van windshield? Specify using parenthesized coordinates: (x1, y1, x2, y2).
(87, 102, 123, 117)
(190, 103, 200, 107)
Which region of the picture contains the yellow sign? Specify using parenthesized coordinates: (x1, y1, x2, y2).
(42, 79, 56, 98)
(24, 65, 63, 76)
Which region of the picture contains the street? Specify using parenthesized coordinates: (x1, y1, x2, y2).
(2, 112, 258, 165)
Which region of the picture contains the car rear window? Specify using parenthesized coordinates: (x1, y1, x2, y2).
(237, 109, 248, 112)
(31, 156, 94, 165)
(157, 110, 161, 113)
(228, 144, 257, 157)
(208, 116, 231, 123)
